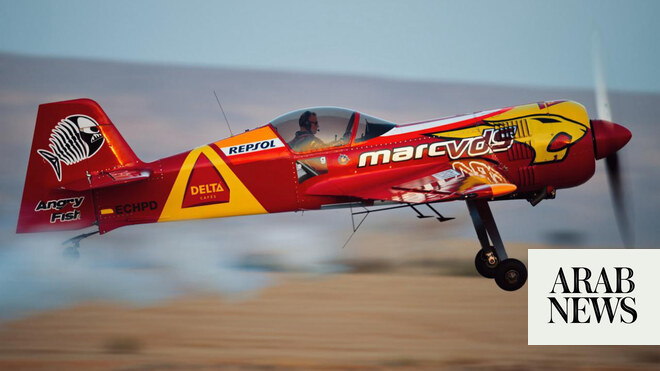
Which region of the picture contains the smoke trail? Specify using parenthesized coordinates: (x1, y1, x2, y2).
(0, 213, 347, 321)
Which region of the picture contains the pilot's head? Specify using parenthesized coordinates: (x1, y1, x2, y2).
(299, 111, 319, 134)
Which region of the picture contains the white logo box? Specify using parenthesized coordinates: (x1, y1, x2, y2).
(528, 249, 660, 345)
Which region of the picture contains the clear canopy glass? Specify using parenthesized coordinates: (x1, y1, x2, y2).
(270, 107, 395, 152)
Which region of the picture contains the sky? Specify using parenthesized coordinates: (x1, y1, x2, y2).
(1, 0, 659, 93)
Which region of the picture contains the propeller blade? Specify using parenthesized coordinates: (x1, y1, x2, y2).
(593, 31, 634, 247)
(605, 153, 634, 247)
(593, 32, 612, 122)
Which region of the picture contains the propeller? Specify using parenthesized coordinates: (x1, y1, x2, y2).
(592, 33, 634, 247)
(604, 153, 633, 247)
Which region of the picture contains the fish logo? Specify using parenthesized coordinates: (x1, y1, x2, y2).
(427, 114, 588, 165)
(37, 115, 105, 181)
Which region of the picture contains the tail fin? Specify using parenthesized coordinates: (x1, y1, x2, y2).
(17, 99, 141, 233)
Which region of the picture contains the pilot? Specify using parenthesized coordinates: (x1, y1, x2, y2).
(288, 111, 325, 151)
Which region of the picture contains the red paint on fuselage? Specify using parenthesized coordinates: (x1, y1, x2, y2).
(92, 101, 600, 232)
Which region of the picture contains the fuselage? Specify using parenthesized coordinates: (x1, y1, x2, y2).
(92, 100, 597, 234)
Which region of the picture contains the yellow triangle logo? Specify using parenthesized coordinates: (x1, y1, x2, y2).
(158, 145, 266, 222)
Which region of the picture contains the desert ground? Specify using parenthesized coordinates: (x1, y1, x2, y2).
(1, 242, 658, 371)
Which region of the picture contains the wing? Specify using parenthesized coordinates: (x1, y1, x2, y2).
(305, 159, 516, 203)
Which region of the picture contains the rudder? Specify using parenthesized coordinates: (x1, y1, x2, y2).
(17, 99, 141, 233)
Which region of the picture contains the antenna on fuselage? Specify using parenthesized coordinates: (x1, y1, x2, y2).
(213, 90, 234, 137)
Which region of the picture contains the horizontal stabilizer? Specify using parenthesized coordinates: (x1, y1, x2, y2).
(60, 169, 151, 191)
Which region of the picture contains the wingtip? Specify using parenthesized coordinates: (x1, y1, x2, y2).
(462, 183, 517, 199)
(490, 183, 518, 197)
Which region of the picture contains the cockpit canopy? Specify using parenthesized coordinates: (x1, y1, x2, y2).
(270, 107, 396, 153)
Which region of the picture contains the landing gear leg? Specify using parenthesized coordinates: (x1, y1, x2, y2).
(62, 231, 99, 260)
(466, 200, 527, 291)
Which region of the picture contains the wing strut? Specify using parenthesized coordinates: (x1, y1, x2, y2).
(341, 203, 371, 249)
(413, 203, 455, 222)
(342, 202, 454, 248)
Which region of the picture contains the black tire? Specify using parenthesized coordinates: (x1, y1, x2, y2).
(474, 249, 498, 278)
(63, 246, 80, 260)
(495, 259, 527, 291)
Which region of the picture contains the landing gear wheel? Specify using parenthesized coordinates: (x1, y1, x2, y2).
(495, 259, 527, 291)
(474, 249, 498, 278)
(63, 246, 80, 260)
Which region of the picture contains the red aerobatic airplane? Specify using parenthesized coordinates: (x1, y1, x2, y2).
(17, 98, 631, 291)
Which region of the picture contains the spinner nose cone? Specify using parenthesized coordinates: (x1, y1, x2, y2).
(592, 119, 632, 160)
